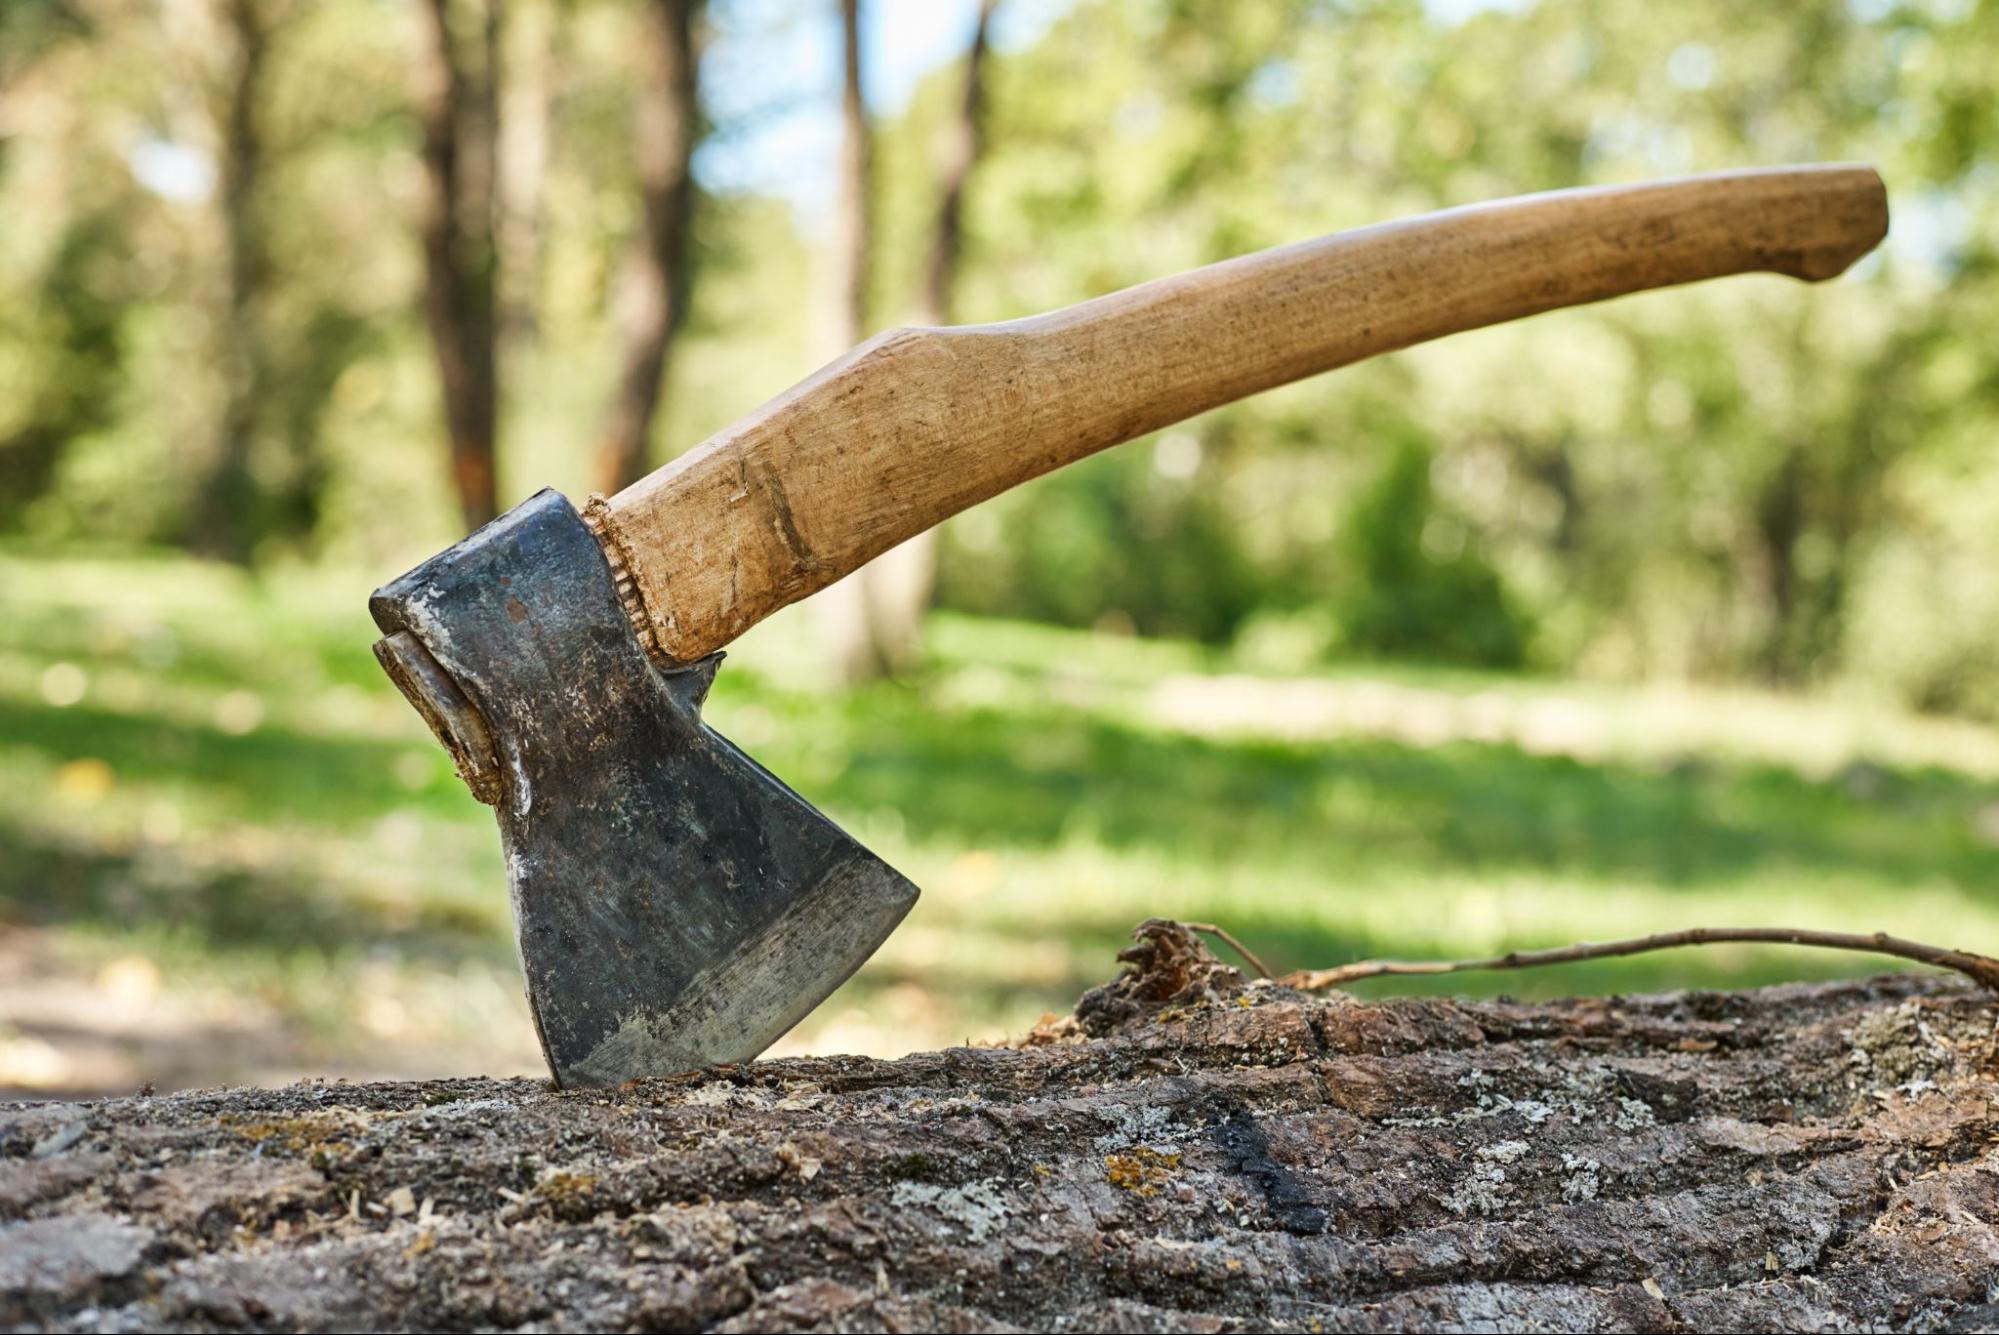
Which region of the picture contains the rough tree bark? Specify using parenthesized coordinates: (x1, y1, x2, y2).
(594, 0, 702, 495)
(416, 0, 503, 533)
(4, 922, 1997, 1333)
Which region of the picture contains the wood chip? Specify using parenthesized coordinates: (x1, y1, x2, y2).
(385, 1186, 417, 1217)
(1642, 1277, 1666, 1300)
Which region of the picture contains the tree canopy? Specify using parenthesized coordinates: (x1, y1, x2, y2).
(3, 0, 1996, 709)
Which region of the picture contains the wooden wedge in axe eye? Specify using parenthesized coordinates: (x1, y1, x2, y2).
(370, 165, 1887, 1087)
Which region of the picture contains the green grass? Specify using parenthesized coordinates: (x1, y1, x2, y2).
(5, 544, 1999, 1087)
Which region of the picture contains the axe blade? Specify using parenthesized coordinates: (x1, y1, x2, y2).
(370, 490, 917, 1088)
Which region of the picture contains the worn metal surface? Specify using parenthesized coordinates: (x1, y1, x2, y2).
(369, 490, 918, 1088)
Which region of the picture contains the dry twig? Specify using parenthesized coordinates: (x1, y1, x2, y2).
(1284, 927, 1999, 993)
(1184, 921, 1272, 979)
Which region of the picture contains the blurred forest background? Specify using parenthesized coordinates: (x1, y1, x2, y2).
(4, 0, 1999, 1096)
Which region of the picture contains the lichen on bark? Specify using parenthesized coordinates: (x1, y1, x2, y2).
(3, 921, 1997, 1332)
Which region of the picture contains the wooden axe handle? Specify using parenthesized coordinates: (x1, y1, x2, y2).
(592, 164, 1887, 663)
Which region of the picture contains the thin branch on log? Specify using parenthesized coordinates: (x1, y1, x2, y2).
(1285, 925, 1999, 992)
(1183, 920, 1271, 979)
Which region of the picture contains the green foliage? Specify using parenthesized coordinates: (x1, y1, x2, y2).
(1331, 436, 1527, 668)
(918, 0, 1999, 707)
(2, 0, 1999, 710)
(935, 435, 1267, 643)
(11, 0, 1999, 1092)
(0, 213, 130, 526)
(7, 549, 1999, 1079)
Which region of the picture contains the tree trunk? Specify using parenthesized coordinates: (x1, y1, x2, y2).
(190, 0, 270, 563)
(595, 0, 702, 495)
(495, 0, 561, 349)
(416, 0, 503, 534)
(1751, 441, 1806, 685)
(832, 0, 870, 357)
(921, 0, 993, 332)
(5, 921, 1996, 1332)
(819, 0, 997, 686)
(814, 0, 882, 684)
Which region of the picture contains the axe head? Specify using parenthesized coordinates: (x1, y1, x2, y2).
(369, 489, 917, 1088)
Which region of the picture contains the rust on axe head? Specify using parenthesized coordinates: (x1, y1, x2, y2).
(368, 489, 918, 1087)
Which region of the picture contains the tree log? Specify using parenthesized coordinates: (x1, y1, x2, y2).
(3, 921, 1997, 1332)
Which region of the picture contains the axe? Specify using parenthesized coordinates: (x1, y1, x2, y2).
(371, 165, 1887, 1087)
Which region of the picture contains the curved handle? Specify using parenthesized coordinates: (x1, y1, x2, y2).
(596, 164, 1887, 662)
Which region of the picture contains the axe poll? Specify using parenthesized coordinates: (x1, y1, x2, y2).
(371, 165, 1887, 1087)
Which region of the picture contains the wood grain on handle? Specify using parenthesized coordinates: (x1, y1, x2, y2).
(596, 164, 1887, 663)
